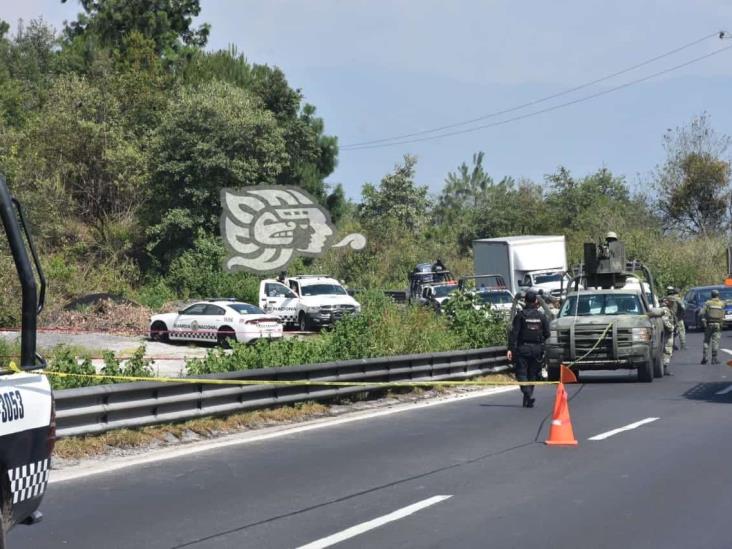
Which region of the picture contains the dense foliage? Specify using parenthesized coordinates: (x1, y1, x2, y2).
(0, 3, 730, 330)
(186, 290, 507, 375)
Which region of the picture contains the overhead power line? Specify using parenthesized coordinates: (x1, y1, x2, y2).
(343, 42, 732, 151)
(342, 31, 728, 151)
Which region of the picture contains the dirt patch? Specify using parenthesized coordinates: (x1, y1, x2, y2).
(43, 298, 152, 337)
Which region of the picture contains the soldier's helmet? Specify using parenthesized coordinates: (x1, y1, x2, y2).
(711, 289, 720, 298)
(666, 286, 678, 295)
(605, 231, 618, 242)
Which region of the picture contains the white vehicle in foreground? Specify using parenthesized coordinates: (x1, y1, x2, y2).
(259, 275, 361, 331)
(149, 300, 283, 347)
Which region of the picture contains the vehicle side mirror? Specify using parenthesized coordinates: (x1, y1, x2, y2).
(648, 308, 664, 318)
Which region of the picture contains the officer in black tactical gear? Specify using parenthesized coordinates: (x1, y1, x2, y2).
(507, 290, 550, 408)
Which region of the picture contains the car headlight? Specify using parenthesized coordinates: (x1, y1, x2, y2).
(548, 330, 558, 344)
(631, 327, 652, 342)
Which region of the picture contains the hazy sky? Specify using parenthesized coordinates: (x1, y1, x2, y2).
(4, 1, 732, 199)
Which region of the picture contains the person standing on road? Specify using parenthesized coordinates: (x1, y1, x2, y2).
(666, 286, 686, 350)
(701, 289, 725, 365)
(507, 290, 550, 408)
(661, 297, 676, 375)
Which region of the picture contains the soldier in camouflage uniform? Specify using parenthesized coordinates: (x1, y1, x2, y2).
(666, 286, 686, 350)
(701, 289, 725, 365)
(661, 297, 676, 375)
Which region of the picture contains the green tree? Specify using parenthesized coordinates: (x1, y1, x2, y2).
(0, 18, 59, 127)
(182, 48, 338, 201)
(1, 74, 147, 252)
(434, 151, 493, 225)
(144, 80, 288, 268)
(654, 114, 731, 236)
(61, 0, 209, 58)
(360, 155, 430, 232)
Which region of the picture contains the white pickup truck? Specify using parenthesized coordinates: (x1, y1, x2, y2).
(0, 175, 55, 547)
(259, 275, 361, 331)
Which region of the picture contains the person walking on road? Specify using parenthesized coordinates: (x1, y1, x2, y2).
(666, 286, 686, 350)
(701, 289, 725, 365)
(507, 290, 550, 408)
(661, 297, 676, 375)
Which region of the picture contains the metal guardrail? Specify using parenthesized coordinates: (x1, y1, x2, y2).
(54, 347, 510, 438)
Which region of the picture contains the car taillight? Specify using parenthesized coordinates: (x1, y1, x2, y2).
(48, 398, 56, 455)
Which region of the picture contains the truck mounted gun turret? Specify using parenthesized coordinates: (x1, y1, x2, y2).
(545, 237, 666, 382)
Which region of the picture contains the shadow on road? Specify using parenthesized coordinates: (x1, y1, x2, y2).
(572, 371, 639, 384)
(682, 382, 732, 403)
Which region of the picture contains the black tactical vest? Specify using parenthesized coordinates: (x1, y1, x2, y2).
(518, 307, 545, 344)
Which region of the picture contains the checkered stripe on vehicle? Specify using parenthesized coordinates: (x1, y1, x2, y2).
(8, 459, 49, 504)
(176, 331, 217, 340)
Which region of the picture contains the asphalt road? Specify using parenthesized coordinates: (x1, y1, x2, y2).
(13, 331, 732, 549)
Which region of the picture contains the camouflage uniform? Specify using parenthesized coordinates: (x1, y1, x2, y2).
(661, 300, 675, 374)
(666, 289, 686, 350)
(702, 294, 725, 365)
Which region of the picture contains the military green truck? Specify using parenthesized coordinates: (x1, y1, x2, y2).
(544, 238, 666, 382)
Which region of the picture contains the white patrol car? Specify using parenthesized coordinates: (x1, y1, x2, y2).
(259, 275, 361, 331)
(474, 288, 514, 315)
(149, 300, 283, 347)
(0, 174, 55, 544)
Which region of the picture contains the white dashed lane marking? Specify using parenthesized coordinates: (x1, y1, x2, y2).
(296, 495, 453, 549)
(588, 418, 660, 441)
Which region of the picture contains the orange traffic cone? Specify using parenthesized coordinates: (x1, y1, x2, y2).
(560, 364, 578, 384)
(545, 382, 578, 446)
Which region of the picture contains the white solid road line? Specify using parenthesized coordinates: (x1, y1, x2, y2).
(715, 384, 732, 395)
(50, 385, 518, 484)
(588, 417, 660, 441)
(296, 495, 452, 549)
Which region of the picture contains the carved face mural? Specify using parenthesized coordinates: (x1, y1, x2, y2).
(220, 187, 366, 274)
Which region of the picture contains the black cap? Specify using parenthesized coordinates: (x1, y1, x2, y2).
(711, 289, 720, 298)
(524, 290, 537, 303)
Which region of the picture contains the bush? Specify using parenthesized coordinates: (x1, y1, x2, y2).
(45, 345, 153, 390)
(441, 290, 508, 348)
(165, 232, 260, 303)
(186, 290, 507, 375)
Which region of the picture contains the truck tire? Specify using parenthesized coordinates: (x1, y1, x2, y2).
(652, 350, 664, 379)
(637, 360, 653, 383)
(0, 484, 8, 549)
(298, 312, 310, 332)
(547, 365, 561, 382)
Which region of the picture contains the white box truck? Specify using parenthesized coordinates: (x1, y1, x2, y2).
(473, 236, 568, 296)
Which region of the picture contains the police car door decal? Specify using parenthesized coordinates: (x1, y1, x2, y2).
(0, 374, 52, 437)
(263, 282, 298, 322)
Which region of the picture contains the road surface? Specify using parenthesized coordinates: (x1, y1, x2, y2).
(13, 331, 732, 548)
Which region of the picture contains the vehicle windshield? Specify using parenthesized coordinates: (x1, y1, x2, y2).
(534, 273, 563, 284)
(698, 288, 732, 302)
(559, 293, 643, 316)
(227, 303, 265, 315)
(301, 284, 347, 296)
(433, 285, 458, 298)
(477, 291, 513, 305)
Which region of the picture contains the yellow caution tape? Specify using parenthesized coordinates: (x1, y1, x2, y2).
(7, 361, 559, 387)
